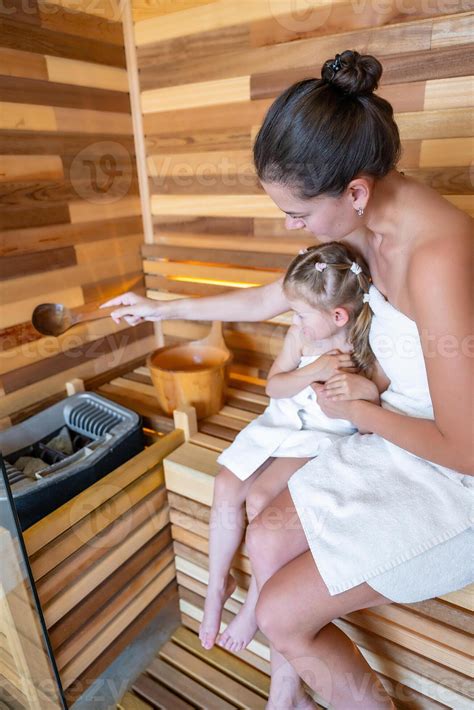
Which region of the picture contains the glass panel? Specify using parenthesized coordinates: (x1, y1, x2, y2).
(0, 455, 67, 709)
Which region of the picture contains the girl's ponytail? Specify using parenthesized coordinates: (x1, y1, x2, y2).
(348, 300, 374, 374)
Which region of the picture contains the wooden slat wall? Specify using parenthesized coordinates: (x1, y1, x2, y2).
(0, 0, 156, 421)
(133, 0, 473, 379)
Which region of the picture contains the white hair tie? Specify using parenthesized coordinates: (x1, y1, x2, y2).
(362, 293, 370, 303)
(350, 262, 363, 275)
(315, 262, 327, 272)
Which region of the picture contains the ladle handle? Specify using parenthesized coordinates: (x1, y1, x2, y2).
(74, 305, 116, 324)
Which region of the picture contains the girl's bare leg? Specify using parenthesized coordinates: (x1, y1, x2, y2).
(199, 461, 272, 649)
(247, 488, 396, 709)
(217, 457, 310, 653)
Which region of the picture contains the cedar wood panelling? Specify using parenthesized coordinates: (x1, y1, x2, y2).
(0, 0, 155, 421)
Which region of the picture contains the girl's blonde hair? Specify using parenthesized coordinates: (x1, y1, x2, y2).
(283, 242, 374, 373)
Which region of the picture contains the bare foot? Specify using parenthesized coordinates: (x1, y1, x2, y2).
(199, 574, 236, 650)
(216, 599, 258, 653)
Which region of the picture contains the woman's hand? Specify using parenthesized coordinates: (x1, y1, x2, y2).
(311, 350, 357, 382)
(100, 291, 163, 325)
(312, 383, 357, 421)
(322, 373, 380, 404)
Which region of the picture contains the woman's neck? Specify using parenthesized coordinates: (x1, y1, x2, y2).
(364, 169, 408, 243)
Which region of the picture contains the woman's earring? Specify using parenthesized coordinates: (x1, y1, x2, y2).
(357, 207, 364, 216)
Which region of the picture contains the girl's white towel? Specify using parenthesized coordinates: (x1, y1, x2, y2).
(217, 355, 356, 480)
(288, 285, 474, 600)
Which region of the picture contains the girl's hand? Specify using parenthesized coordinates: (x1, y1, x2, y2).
(312, 383, 357, 421)
(100, 291, 162, 325)
(322, 373, 380, 404)
(312, 350, 357, 382)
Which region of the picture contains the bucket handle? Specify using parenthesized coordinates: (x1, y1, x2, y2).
(196, 321, 229, 354)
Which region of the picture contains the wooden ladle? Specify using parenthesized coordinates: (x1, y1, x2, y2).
(32, 302, 116, 337)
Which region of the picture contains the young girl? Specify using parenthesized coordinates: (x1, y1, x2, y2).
(199, 242, 386, 652)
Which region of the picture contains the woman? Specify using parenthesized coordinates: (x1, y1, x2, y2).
(103, 50, 473, 709)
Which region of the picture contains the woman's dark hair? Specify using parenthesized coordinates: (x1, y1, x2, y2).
(283, 242, 374, 373)
(253, 49, 401, 199)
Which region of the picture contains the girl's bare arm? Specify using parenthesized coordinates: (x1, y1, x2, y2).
(266, 326, 354, 398)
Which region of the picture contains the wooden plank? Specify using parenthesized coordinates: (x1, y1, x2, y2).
(1, 202, 70, 231)
(150, 194, 281, 218)
(38, 4, 124, 45)
(54, 546, 175, 668)
(0, 214, 142, 256)
(68, 196, 142, 223)
(133, 672, 194, 709)
(164, 441, 220, 505)
(141, 75, 250, 113)
(420, 137, 474, 167)
(150, 231, 308, 255)
(172, 625, 270, 698)
(132, 0, 219, 23)
(344, 609, 473, 676)
(142, 244, 292, 270)
(438, 585, 473, 610)
(39, 0, 123, 22)
(337, 617, 474, 702)
(0, 155, 64, 182)
(142, 99, 272, 134)
(0, 102, 57, 131)
(118, 691, 153, 710)
(424, 75, 474, 110)
(0, 332, 157, 418)
(45, 55, 129, 91)
(249, 0, 468, 48)
(0, 246, 76, 279)
(137, 13, 468, 90)
(54, 106, 133, 134)
(147, 147, 253, 178)
(43, 510, 170, 628)
(0, 14, 125, 67)
(0, 75, 130, 112)
(159, 640, 266, 708)
(396, 107, 473, 140)
(60, 563, 176, 688)
(0, 129, 135, 156)
(251, 44, 474, 100)
(64, 581, 178, 705)
(32, 481, 169, 588)
(0, 46, 48, 80)
(146, 656, 237, 709)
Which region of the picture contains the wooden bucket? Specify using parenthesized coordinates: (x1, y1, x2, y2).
(147, 322, 233, 419)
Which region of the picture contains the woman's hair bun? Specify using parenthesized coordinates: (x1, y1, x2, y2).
(321, 50, 382, 96)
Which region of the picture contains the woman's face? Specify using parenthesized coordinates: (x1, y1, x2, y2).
(261, 180, 360, 241)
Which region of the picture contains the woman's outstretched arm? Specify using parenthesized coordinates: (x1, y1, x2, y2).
(101, 275, 290, 325)
(320, 226, 473, 475)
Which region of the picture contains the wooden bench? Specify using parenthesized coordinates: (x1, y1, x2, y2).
(159, 374, 473, 710)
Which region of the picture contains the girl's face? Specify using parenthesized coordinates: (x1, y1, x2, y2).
(261, 181, 360, 240)
(287, 295, 348, 342)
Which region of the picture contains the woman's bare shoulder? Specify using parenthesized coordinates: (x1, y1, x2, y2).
(407, 178, 472, 245)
